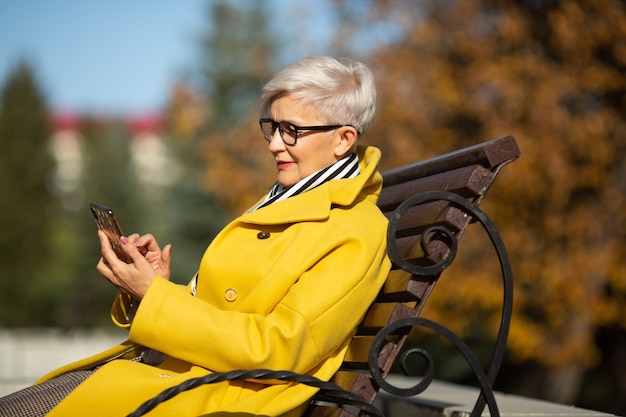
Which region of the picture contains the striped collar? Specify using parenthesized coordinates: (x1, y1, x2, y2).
(250, 153, 360, 212)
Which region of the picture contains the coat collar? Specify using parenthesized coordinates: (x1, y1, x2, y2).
(240, 145, 382, 226)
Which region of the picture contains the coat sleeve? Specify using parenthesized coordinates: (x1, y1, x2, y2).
(127, 209, 390, 375)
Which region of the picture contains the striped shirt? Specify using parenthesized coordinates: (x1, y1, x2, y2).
(250, 152, 360, 212)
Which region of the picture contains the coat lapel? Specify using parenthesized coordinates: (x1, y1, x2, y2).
(239, 146, 381, 226)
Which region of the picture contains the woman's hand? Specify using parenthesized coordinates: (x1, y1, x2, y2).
(96, 231, 172, 299)
(131, 233, 172, 280)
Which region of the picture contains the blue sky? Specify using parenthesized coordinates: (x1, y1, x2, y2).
(0, 1, 216, 114)
(0, 1, 392, 116)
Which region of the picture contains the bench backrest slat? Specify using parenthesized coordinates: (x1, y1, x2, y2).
(378, 164, 494, 210)
(380, 135, 518, 187)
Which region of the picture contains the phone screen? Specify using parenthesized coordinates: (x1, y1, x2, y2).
(89, 203, 133, 263)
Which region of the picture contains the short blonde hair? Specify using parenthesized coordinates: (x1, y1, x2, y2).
(260, 55, 376, 136)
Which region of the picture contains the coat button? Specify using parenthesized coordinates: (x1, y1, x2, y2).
(224, 288, 238, 302)
(257, 231, 270, 239)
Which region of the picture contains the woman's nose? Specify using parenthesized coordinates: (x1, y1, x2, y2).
(267, 129, 285, 151)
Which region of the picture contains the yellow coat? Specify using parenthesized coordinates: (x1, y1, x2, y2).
(39, 145, 391, 417)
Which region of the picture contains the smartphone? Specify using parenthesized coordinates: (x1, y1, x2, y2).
(89, 203, 133, 263)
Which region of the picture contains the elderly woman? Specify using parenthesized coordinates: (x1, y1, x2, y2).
(0, 55, 390, 417)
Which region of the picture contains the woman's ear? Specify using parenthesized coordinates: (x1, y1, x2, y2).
(334, 126, 358, 158)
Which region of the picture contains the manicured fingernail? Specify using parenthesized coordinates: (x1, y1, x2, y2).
(120, 236, 129, 244)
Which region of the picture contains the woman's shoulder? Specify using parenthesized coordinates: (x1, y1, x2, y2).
(328, 197, 388, 235)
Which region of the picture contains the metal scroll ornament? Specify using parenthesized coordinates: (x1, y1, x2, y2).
(372, 190, 514, 417)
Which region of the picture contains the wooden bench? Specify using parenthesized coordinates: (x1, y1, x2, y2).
(130, 135, 520, 417)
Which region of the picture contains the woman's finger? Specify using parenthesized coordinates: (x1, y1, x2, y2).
(118, 235, 149, 265)
(98, 230, 118, 262)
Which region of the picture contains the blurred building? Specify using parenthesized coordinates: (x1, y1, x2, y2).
(127, 113, 180, 201)
(48, 111, 180, 209)
(49, 112, 85, 211)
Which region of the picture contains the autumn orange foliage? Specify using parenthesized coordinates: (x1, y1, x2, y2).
(356, 0, 626, 371)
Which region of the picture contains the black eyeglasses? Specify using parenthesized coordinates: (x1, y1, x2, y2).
(259, 118, 344, 146)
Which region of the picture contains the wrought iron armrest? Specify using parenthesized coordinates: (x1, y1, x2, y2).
(128, 369, 383, 417)
(370, 190, 514, 417)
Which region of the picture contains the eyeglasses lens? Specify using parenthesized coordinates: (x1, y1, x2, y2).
(260, 120, 297, 145)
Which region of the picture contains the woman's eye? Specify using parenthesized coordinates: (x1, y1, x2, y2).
(283, 123, 298, 136)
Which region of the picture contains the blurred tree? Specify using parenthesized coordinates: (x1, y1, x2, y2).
(192, 0, 280, 214)
(200, 114, 276, 214)
(326, 0, 626, 412)
(199, 0, 276, 127)
(162, 81, 229, 282)
(0, 61, 55, 326)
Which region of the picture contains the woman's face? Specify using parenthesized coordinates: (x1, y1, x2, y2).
(267, 95, 345, 187)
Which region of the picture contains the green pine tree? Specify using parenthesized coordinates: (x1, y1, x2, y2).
(0, 61, 55, 326)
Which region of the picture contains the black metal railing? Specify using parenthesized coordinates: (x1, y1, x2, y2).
(128, 369, 384, 417)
